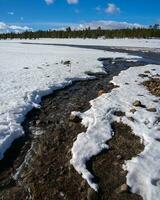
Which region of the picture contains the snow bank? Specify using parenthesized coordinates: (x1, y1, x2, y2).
(0, 41, 139, 159)
(71, 64, 160, 200)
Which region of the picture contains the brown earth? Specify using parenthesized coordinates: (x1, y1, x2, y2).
(143, 77, 160, 97)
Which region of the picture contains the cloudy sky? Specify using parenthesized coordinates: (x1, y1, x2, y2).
(0, 0, 160, 32)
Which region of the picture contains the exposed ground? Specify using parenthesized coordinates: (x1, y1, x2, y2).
(0, 48, 159, 200)
(143, 77, 160, 97)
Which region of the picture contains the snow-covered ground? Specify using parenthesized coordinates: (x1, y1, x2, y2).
(0, 41, 139, 159)
(5, 38, 160, 50)
(71, 64, 160, 200)
(0, 39, 160, 200)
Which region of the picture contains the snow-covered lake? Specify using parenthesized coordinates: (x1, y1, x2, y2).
(0, 39, 160, 200)
(4, 38, 160, 49)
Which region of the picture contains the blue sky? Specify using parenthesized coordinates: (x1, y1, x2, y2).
(0, 0, 160, 31)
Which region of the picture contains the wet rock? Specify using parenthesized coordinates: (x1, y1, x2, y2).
(97, 90, 105, 96)
(87, 188, 98, 200)
(132, 100, 142, 107)
(108, 83, 119, 91)
(116, 184, 129, 194)
(69, 114, 81, 123)
(146, 108, 157, 112)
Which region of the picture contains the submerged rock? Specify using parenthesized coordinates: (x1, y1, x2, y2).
(116, 184, 129, 194)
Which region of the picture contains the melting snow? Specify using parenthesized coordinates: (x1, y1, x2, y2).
(0, 41, 139, 159)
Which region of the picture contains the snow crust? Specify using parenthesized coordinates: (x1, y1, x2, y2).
(70, 64, 160, 200)
(0, 41, 139, 159)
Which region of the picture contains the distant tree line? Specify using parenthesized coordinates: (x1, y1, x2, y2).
(0, 26, 160, 40)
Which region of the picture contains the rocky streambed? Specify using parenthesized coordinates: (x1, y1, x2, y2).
(0, 48, 159, 200)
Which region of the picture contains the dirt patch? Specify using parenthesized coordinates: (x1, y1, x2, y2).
(91, 122, 143, 200)
(143, 78, 160, 97)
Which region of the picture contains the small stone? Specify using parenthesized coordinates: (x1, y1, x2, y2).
(64, 60, 71, 65)
(116, 155, 123, 160)
(87, 188, 98, 200)
(36, 120, 41, 126)
(132, 100, 142, 107)
(144, 70, 151, 74)
(113, 161, 119, 166)
(79, 180, 86, 192)
(97, 90, 105, 96)
(127, 117, 135, 122)
(59, 191, 65, 197)
(138, 74, 148, 78)
(81, 180, 86, 188)
(120, 170, 127, 176)
(69, 114, 81, 123)
(53, 188, 58, 195)
(113, 111, 125, 117)
(57, 176, 65, 183)
(116, 184, 129, 193)
(130, 108, 136, 113)
(146, 108, 157, 112)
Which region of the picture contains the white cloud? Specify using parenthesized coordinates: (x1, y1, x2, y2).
(0, 22, 32, 33)
(44, 0, 78, 5)
(0, 20, 145, 34)
(45, 0, 54, 5)
(8, 12, 14, 15)
(37, 20, 144, 30)
(75, 20, 144, 30)
(105, 3, 120, 14)
(67, 0, 79, 4)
